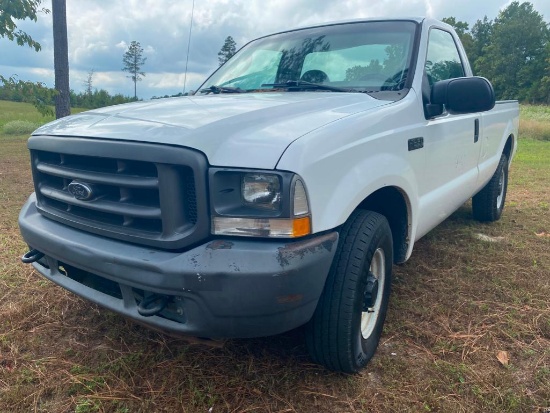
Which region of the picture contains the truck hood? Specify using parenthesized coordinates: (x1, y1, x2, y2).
(33, 93, 391, 169)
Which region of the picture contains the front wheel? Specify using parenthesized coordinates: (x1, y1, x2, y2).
(305, 210, 393, 373)
(472, 153, 509, 222)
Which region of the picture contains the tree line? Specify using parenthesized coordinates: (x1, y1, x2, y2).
(0, 74, 135, 115)
(443, 1, 550, 103)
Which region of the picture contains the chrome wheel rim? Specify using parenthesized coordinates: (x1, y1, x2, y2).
(361, 248, 385, 339)
(496, 167, 505, 209)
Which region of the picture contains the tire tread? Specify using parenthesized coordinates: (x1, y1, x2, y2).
(473, 154, 508, 222)
(306, 210, 392, 373)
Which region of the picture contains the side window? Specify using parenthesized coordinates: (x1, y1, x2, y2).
(425, 29, 464, 85)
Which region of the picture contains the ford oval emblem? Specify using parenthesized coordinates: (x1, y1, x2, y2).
(68, 181, 94, 201)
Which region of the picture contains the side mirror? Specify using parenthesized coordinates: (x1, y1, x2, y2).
(431, 76, 495, 114)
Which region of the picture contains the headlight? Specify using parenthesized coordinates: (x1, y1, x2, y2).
(209, 169, 311, 238)
(242, 173, 281, 210)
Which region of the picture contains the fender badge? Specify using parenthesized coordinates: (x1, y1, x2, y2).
(68, 181, 94, 201)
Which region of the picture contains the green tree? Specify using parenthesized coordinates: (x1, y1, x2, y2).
(0, 0, 49, 51)
(469, 16, 493, 70)
(218, 36, 236, 66)
(539, 42, 550, 103)
(122, 41, 146, 99)
(442, 17, 475, 67)
(442, 17, 469, 37)
(475, 1, 549, 101)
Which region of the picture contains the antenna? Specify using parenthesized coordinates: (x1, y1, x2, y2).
(183, 0, 195, 95)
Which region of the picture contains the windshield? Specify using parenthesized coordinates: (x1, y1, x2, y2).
(199, 21, 418, 93)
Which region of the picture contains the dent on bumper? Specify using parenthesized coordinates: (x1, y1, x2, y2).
(19, 195, 338, 338)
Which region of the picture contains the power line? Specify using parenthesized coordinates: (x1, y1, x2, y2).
(183, 0, 195, 95)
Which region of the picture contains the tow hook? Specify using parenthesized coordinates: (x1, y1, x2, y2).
(21, 249, 45, 264)
(137, 294, 170, 317)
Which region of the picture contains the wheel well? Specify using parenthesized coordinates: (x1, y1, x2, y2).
(356, 187, 409, 264)
(503, 135, 514, 160)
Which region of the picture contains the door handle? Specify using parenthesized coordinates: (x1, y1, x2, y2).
(474, 119, 480, 143)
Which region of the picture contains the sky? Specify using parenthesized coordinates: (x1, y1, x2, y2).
(1, 0, 550, 100)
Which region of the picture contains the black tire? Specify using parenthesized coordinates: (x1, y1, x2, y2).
(305, 210, 393, 373)
(472, 153, 508, 222)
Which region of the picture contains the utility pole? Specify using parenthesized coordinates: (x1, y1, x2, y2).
(52, 0, 70, 118)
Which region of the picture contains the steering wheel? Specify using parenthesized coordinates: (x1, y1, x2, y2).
(381, 70, 408, 91)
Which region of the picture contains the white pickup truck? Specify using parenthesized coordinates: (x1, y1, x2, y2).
(19, 18, 519, 372)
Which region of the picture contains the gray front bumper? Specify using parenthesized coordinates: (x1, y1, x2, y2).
(19, 195, 338, 338)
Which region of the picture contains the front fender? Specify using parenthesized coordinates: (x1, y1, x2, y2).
(276, 93, 422, 256)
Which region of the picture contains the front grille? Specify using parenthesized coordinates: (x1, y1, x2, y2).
(29, 136, 209, 250)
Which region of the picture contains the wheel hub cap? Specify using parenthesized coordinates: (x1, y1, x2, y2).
(496, 168, 505, 209)
(361, 248, 385, 339)
(363, 272, 379, 310)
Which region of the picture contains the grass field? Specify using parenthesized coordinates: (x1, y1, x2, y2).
(0, 101, 549, 412)
(519, 105, 550, 141)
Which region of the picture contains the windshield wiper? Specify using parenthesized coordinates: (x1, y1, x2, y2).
(199, 85, 246, 94)
(261, 80, 353, 93)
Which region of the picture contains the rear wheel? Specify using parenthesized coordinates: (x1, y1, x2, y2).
(305, 210, 393, 373)
(472, 153, 508, 222)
